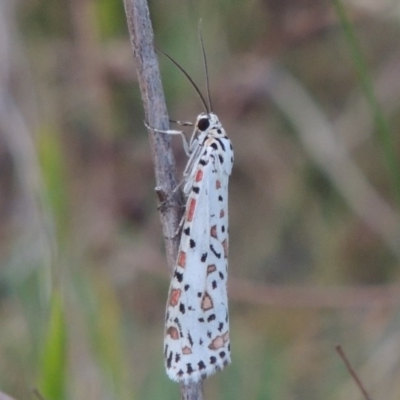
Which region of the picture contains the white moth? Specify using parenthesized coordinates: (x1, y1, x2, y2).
(153, 48, 234, 383)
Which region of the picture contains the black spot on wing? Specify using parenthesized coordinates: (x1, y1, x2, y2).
(201, 253, 208, 262)
(179, 303, 185, 314)
(210, 356, 217, 364)
(218, 195, 223, 201)
(174, 317, 183, 336)
(190, 239, 196, 248)
(199, 159, 207, 166)
(210, 244, 221, 259)
(211, 142, 218, 151)
(216, 138, 225, 151)
(184, 226, 190, 235)
(167, 351, 173, 368)
(175, 271, 183, 282)
(192, 186, 200, 194)
(187, 363, 194, 374)
(218, 154, 224, 164)
(207, 314, 216, 322)
(198, 360, 206, 370)
(184, 284, 190, 291)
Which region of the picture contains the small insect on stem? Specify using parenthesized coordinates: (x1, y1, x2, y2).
(157, 26, 234, 384)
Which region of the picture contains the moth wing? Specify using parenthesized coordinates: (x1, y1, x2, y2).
(164, 142, 231, 382)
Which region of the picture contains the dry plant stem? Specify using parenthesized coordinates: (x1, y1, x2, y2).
(122, 0, 204, 399)
(229, 279, 400, 309)
(122, 0, 182, 269)
(336, 345, 373, 400)
(112, 248, 400, 309)
(267, 65, 400, 259)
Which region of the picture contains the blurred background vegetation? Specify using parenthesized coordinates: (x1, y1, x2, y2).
(1, 0, 400, 399)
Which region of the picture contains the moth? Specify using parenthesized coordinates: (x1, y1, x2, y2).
(151, 43, 234, 383)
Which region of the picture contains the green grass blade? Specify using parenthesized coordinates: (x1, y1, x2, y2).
(37, 291, 67, 400)
(332, 0, 400, 207)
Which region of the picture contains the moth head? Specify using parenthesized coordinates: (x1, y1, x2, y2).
(196, 112, 221, 132)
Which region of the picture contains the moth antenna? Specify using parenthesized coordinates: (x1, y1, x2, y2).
(155, 46, 210, 114)
(198, 20, 213, 112)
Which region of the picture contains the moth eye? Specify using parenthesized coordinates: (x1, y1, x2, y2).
(197, 118, 210, 131)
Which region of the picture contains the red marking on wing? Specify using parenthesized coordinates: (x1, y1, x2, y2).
(220, 209, 225, 218)
(222, 239, 228, 258)
(216, 180, 221, 189)
(182, 346, 192, 355)
(170, 289, 181, 306)
(207, 264, 217, 274)
(166, 326, 179, 340)
(195, 169, 203, 182)
(177, 251, 186, 267)
(208, 331, 229, 350)
(201, 292, 214, 311)
(187, 198, 196, 222)
(210, 225, 217, 238)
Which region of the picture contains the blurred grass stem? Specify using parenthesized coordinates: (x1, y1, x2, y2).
(332, 0, 400, 207)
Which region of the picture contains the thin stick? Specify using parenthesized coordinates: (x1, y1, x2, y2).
(336, 345, 373, 400)
(122, 0, 204, 398)
(122, 0, 182, 270)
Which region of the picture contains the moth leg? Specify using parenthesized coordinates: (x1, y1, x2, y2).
(175, 212, 186, 236)
(169, 119, 194, 127)
(164, 213, 185, 240)
(144, 121, 190, 155)
(156, 179, 185, 210)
